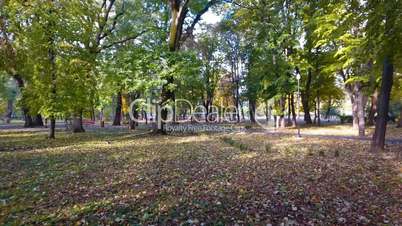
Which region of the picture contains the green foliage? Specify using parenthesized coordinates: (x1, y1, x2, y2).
(0, 0, 400, 127)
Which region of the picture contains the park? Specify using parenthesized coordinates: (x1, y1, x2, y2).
(1, 0, 401, 225)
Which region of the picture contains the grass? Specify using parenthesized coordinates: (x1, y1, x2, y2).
(0, 127, 401, 225)
(281, 123, 402, 138)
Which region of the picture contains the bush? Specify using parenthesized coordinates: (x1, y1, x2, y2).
(339, 114, 353, 124)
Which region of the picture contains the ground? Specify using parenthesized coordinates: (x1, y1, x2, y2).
(0, 124, 401, 225)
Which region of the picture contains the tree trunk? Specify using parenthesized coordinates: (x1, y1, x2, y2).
(204, 101, 210, 123)
(287, 95, 291, 126)
(144, 110, 148, 125)
(265, 101, 270, 122)
(12, 75, 37, 128)
(344, 80, 359, 130)
(128, 93, 139, 130)
(236, 81, 241, 123)
(325, 99, 331, 120)
(371, 57, 393, 151)
(90, 107, 95, 121)
(351, 95, 359, 129)
(23, 109, 34, 128)
(240, 100, 245, 121)
(113, 92, 122, 126)
(47, 1, 57, 139)
(301, 68, 313, 124)
(72, 111, 85, 133)
(367, 90, 378, 126)
(5, 99, 13, 123)
(313, 100, 317, 124)
(357, 97, 366, 137)
(33, 114, 44, 127)
(275, 115, 280, 129)
(157, 1, 185, 133)
(291, 93, 297, 127)
(397, 109, 402, 128)
(355, 82, 366, 137)
(249, 99, 256, 123)
(48, 118, 56, 139)
(279, 96, 286, 128)
(317, 92, 321, 126)
(100, 109, 105, 128)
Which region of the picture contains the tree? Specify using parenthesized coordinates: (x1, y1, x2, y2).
(197, 29, 223, 122)
(157, 0, 219, 132)
(369, 0, 402, 151)
(0, 0, 44, 127)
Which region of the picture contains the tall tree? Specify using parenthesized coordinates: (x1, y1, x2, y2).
(370, 0, 402, 151)
(158, 0, 218, 132)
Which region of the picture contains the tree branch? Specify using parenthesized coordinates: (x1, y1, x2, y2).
(99, 1, 126, 40)
(99, 30, 148, 51)
(181, 0, 219, 43)
(96, 0, 116, 46)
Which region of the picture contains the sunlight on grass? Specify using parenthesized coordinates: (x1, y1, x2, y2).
(169, 135, 212, 144)
(235, 152, 258, 160)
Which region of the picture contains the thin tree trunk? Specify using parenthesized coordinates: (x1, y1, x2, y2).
(317, 91, 321, 126)
(301, 68, 313, 124)
(367, 90, 378, 126)
(90, 107, 95, 121)
(240, 100, 245, 121)
(48, 3, 57, 139)
(371, 57, 393, 151)
(355, 82, 366, 137)
(129, 115, 136, 130)
(352, 94, 359, 129)
(397, 109, 402, 128)
(204, 101, 210, 123)
(249, 99, 256, 123)
(287, 95, 291, 126)
(313, 100, 317, 124)
(5, 99, 13, 123)
(128, 93, 139, 130)
(100, 109, 105, 128)
(113, 92, 122, 126)
(280, 96, 286, 128)
(265, 101, 270, 122)
(236, 81, 241, 123)
(325, 99, 331, 120)
(275, 116, 280, 129)
(144, 110, 148, 125)
(291, 93, 297, 127)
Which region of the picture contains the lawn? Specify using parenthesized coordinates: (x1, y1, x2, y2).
(0, 128, 401, 225)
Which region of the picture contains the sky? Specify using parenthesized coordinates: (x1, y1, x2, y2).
(202, 11, 222, 24)
(194, 11, 222, 35)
